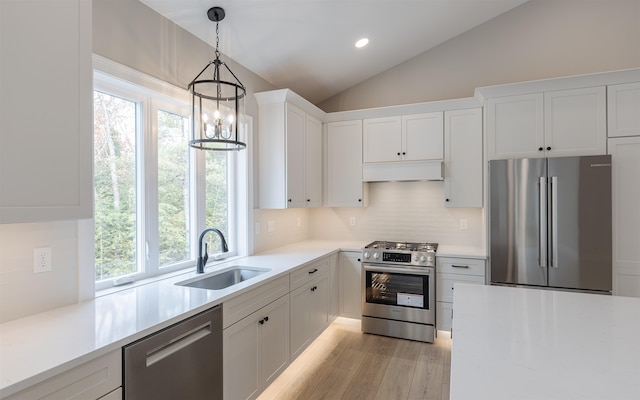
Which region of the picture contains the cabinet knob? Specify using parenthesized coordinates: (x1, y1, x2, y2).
(307, 199, 310, 202)
(397, 152, 401, 156)
(264, 316, 269, 322)
(288, 199, 292, 202)
(547, 146, 551, 151)
(357, 259, 361, 262)
(259, 319, 265, 325)
(402, 152, 406, 155)
(445, 198, 450, 202)
(358, 198, 362, 202)
(538, 147, 544, 151)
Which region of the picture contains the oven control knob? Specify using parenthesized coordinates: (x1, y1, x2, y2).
(373, 252, 380, 260)
(363, 252, 370, 259)
(419, 255, 427, 263)
(427, 255, 434, 263)
(413, 255, 419, 262)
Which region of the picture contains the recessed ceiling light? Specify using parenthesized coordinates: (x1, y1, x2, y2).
(355, 38, 369, 48)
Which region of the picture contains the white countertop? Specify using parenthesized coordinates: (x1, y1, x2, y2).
(0, 240, 364, 398)
(450, 284, 640, 400)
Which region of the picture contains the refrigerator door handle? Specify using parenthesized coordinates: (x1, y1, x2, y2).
(550, 176, 559, 268)
(539, 177, 547, 268)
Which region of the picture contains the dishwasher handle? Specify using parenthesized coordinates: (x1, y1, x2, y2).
(146, 322, 212, 367)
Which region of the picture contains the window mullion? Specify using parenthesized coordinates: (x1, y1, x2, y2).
(144, 96, 160, 277)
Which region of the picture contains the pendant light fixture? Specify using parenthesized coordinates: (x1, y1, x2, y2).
(189, 7, 246, 151)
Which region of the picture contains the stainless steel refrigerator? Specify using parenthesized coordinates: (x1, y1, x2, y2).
(489, 155, 612, 293)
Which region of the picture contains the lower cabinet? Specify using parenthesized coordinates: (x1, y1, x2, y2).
(223, 294, 290, 400)
(436, 257, 486, 333)
(5, 350, 121, 400)
(290, 272, 329, 359)
(338, 251, 362, 319)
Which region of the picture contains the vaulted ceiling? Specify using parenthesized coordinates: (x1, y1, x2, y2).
(139, 0, 529, 104)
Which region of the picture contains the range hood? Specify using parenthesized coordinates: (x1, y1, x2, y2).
(362, 160, 443, 182)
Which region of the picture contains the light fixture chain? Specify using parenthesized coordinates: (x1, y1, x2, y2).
(215, 21, 221, 59)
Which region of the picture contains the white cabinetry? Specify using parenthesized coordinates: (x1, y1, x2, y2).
(444, 108, 483, 207)
(436, 257, 485, 332)
(0, 0, 92, 223)
(223, 276, 290, 400)
(608, 82, 640, 138)
(289, 258, 330, 360)
(338, 251, 362, 319)
(608, 136, 640, 298)
(486, 87, 606, 160)
(256, 90, 324, 209)
(363, 113, 442, 162)
(223, 294, 290, 400)
(5, 350, 121, 400)
(326, 120, 367, 207)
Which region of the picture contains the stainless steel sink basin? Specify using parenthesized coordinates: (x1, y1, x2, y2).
(176, 267, 269, 290)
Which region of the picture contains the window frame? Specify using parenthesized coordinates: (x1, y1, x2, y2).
(90, 56, 249, 293)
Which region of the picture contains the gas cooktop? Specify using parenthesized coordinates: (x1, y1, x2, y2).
(364, 241, 438, 253)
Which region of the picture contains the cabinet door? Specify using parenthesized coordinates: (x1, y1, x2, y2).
(608, 136, 640, 297)
(224, 314, 260, 400)
(544, 87, 606, 157)
(486, 93, 544, 160)
(339, 252, 362, 319)
(309, 273, 329, 338)
(289, 283, 311, 360)
(444, 108, 483, 207)
(0, 0, 92, 223)
(285, 103, 307, 208)
(608, 82, 640, 138)
(402, 112, 443, 161)
(259, 295, 290, 388)
(305, 114, 323, 207)
(326, 120, 365, 207)
(363, 116, 402, 162)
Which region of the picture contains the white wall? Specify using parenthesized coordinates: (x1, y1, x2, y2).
(319, 0, 640, 112)
(0, 222, 80, 322)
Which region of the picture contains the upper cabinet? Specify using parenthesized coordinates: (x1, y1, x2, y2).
(0, 0, 93, 223)
(326, 120, 366, 207)
(363, 113, 443, 163)
(608, 82, 640, 138)
(444, 108, 483, 208)
(256, 90, 325, 209)
(486, 87, 606, 160)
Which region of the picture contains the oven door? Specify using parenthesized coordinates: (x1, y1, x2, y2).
(362, 263, 435, 325)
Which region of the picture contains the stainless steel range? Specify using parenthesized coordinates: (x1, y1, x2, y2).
(361, 241, 437, 343)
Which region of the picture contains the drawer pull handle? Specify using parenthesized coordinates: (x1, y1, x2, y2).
(452, 264, 469, 269)
(308, 268, 318, 274)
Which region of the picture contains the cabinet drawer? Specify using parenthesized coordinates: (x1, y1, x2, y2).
(290, 257, 330, 290)
(7, 350, 121, 400)
(437, 273, 485, 303)
(224, 275, 289, 328)
(438, 257, 485, 276)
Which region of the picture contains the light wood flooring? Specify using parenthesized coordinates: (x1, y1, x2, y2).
(257, 318, 452, 400)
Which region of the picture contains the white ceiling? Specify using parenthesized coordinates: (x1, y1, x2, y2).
(139, 0, 529, 104)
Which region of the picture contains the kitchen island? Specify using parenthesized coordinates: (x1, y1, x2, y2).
(450, 284, 640, 400)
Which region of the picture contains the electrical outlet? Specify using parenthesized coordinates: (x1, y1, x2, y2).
(349, 216, 356, 226)
(255, 222, 261, 234)
(33, 247, 52, 273)
(459, 219, 468, 230)
(267, 220, 275, 232)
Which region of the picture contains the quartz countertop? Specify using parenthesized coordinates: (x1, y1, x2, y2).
(450, 284, 640, 400)
(0, 240, 365, 398)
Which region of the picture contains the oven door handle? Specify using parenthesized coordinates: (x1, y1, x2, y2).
(363, 264, 432, 276)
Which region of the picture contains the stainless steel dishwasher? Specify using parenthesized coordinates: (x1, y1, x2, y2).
(123, 305, 222, 399)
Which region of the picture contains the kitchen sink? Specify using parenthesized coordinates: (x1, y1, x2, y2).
(176, 267, 269, 290)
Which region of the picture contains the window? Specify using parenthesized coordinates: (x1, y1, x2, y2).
(92, 61, 246, 291)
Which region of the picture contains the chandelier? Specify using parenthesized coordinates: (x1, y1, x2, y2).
(188, 7, 246, 151)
